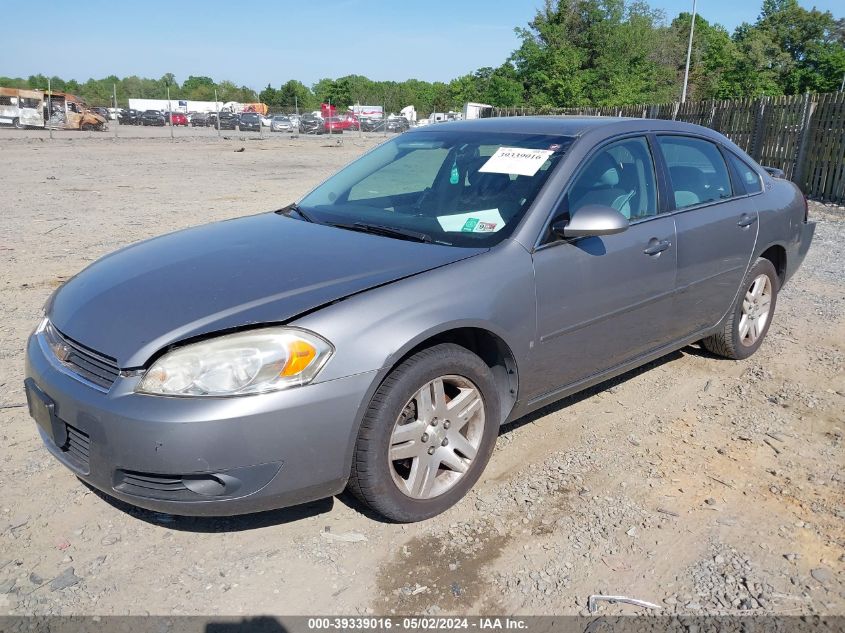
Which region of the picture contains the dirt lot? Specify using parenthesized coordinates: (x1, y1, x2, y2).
(0, 128, 843, 617)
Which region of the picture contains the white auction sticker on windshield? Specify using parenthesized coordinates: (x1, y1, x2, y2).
(437, 209, 505, 233)
(478, 147, 554, 177)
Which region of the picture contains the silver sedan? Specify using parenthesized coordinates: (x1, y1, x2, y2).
(25, 117, 815, 522)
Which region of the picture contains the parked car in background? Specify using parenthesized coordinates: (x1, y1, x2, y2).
(215, 112, 238, 130)
(170, 112, 188, 126)
(270, 115, 293, 133)
(117, 109, 141, 125)
(206, 112, 218, 128)
(360, 117, 382, 132)
(324, 115, 358, 133)
(238, 112, 261, 132)
(387, 117, 410, 133)
(191, 113, 209, 127)
(299, 114, 322, 134)
(140, 110, 165, 126)
(261, 114, 273, 127)
(90, 107, 111, 121)
(23, 117, 814, 523)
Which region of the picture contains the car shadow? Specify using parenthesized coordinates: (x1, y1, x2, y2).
(205, 617, 289, 633)
(81, 481, 334, 532)
(499, 347, 687, 436)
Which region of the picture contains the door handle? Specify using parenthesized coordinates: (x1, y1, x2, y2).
(737, 213, 758, 228)
(643, 238, 671, 256)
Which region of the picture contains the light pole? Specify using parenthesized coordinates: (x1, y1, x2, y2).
(681, 0, 697, 104)
(166, 82, 174, 141)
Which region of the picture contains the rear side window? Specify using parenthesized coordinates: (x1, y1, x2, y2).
(658, 136, 733, 209)
(726, 152, 763, 194)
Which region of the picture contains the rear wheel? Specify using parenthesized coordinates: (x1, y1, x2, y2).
(702, 257, 779, 360)
(348, 343, 500, 522)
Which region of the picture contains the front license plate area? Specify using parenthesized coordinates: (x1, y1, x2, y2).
(24, 378, 66, 447)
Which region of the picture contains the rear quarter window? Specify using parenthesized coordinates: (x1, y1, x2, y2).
(727, 152, 763, 194)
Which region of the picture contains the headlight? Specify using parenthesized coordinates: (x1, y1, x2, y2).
(136, 327, 333, 397)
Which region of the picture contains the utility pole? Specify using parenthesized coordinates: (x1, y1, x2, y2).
(166, 82, 174, 141)
(113, 83, 118, 139)
(214, 87, 221, 139)
(840, 71, 845, 93)
(47, 77, 53, 140)
(681, 0, 697, 104)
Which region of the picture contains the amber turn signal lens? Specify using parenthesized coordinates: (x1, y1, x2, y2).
(281, 340, 317, 376)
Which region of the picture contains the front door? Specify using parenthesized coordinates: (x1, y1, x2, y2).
(527, 136, 678, 401)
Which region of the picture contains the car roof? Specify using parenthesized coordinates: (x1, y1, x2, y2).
(419, 115, 727, 143)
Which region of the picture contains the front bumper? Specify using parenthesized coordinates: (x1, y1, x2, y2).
(25, 332, 376, 516)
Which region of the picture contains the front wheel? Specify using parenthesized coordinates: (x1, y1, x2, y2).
(702, 257, 779, 360)
(347, 343, 500, 522)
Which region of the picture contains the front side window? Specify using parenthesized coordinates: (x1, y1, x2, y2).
(726, 151, 763, 194)
(299, 130, 574, 247)
(567, 137, 657, 220)
(659, 136, 733, 209)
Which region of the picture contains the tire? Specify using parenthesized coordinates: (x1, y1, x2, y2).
(13, 118, 22, 129)
(348, 343, 500, 522)
(702, 257, 779, 360)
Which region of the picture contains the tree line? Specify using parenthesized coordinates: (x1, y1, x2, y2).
(2, 0, 842, 115)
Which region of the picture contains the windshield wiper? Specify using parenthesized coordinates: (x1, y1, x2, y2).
(329, 221, 432, 243)
(276, 203, 316, 223)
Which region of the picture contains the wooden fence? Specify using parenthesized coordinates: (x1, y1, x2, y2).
(485, 92, 845, 203)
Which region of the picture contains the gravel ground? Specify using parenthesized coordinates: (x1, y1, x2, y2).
(0, 128, 843, 617)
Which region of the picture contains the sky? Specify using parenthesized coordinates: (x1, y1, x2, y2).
(1, 0, 841, 91)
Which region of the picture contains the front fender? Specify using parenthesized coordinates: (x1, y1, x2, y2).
(291, 240, 537, 476)
(293, 240, 535, 385)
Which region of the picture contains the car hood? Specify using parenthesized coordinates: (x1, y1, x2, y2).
(48, 213, 483, 368)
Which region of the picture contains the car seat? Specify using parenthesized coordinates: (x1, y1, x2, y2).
(668, 166, 707, 208)
(570, 152, 634, 218)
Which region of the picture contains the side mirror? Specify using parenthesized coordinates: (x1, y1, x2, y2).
(551, 204, 630, 239)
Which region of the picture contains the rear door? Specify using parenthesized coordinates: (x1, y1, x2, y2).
(656, 135, 758, 334)
(527, 136, 678, 400)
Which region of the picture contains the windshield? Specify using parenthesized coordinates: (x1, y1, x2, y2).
(298, 130, 574, 247)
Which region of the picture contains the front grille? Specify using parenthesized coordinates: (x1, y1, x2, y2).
(62, 423, 90, 471)
(44, 322, 120, 390)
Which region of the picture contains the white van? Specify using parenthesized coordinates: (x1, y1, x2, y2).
(0, 87, 45, 128)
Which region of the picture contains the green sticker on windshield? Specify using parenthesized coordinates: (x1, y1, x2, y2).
(461, 218, 479, 232)
(450, 157, 460, 185)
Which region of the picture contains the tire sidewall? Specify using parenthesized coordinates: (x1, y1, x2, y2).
(360, 345, 500, 521)
(729, 258, 779, 359)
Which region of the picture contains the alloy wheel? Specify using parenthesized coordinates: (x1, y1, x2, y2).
(388, 375, 485, 499)
(739, 273, 772, 346)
